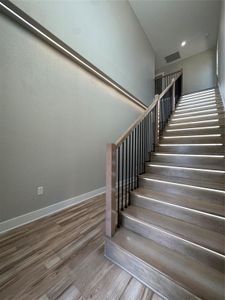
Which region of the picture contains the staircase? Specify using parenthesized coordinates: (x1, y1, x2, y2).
(105, 87, 225, 300)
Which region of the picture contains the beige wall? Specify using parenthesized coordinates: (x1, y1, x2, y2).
(0, 1, 155, 222)
(218, 0, 225, 105)
(156, 48, 217, 95)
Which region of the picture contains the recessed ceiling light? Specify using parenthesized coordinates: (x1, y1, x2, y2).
(181, 41, 186, 47)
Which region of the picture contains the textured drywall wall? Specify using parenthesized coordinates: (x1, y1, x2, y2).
(11, 0, 155, 106)
(156, 48, 217, 95)
(0, 1, 155, 221)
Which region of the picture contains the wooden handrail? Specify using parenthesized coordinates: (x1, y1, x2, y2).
(115, 96, 158, 147)
(116, 72, 182, 147)
(106, 70, 183, 237)
(155, 69, 182, 79)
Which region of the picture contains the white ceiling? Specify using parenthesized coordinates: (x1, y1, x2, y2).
(129, 0, 221, 69)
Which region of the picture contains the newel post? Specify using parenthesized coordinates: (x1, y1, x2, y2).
(172, 78, 176, 111)
(155, 94, 160, 146)
(106, 143, 117, 237)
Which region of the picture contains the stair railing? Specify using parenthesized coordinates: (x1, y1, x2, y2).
(155, 69, 182, 95)
(105, 71, 183, 237)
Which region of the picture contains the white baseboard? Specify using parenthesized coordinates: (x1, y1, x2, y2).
(0, 187, 106, 234)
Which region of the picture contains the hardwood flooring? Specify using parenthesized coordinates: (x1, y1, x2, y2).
(0, 195, 161, 300)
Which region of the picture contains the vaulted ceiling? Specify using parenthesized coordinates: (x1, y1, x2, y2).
(129, 0, 221, 69)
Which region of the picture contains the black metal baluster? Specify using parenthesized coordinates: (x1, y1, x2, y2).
(125, 138, 128, 208)
(142, 120, 144, 173)
(131, 130, 134, 191)
(127, 134, 130, 204)
(143, 120, 145, 167)
(143, 117, 147, 163)
(165, 96, 167, 127)
(137, 124, 139, 176)
(150, 113, 152, 152)
(148, 115, 150, 158)
(147, 116, 149, 159)
(148, 113, 151, 157)
(127, 136, 130, 206)
(117, 146, 120, 227)
(128, 134, 131, 201)
(121, 142, 124, 211)
(134, 127, 137, 188)
(140, 123, 142, 174)
(146, 115, 149, 160)
(153, 107, 156, 151)
(149, 112, 151, 153)
(159, 100, 162, 133)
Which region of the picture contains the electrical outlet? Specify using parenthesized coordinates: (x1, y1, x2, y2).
(37, 186, 44, 195)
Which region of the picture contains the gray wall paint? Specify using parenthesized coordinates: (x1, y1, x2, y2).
(156, 48, 217, 95)
(0, 1, 155, 221)
(218, 0, 225, 105)
(11, 0, 155, 106)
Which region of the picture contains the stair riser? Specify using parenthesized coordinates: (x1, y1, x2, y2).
(155, 145, 225, 154)
(132, 190, 225, 217)
(167, 120, 223, 129)
(180, 94, 220, 100)
(131, 194, 225, 234)
(178, 99, 222, 108)
(121, 214, 224, 273)
(170, 114, 224, 124)
(179, 94, 220, 101)
(139, 178, 225, 203)
(163, 128, 223, 136)
(151, 155, 225, 170)
(176, 103, 224, 113)
(160, 137, 223, 144)
(173, 109, 224, 119)
(105, 239, 199, 300)
(145, 165, 225, 183)
(182, 90, 218, 95)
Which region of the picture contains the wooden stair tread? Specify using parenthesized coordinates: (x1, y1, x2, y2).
(159, 136, 224, 145)
(151, 152, 225, 170)
(139, 172, 225, 191)
(156, 144, 225, 155)
(173, 111, 225, 119)
(146, 160, 225, 171)
(164, 129, 224, 136)
(166, 122, 224, 130)
(121, 205, 225, 255)
(131, 187, 225, 217)
(109, 228, 225, 300)
(106, 89, 225, 300)
(177, 102, 223, 109)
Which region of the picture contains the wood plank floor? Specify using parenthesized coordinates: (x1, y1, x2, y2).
(0, 195, 162, 300)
